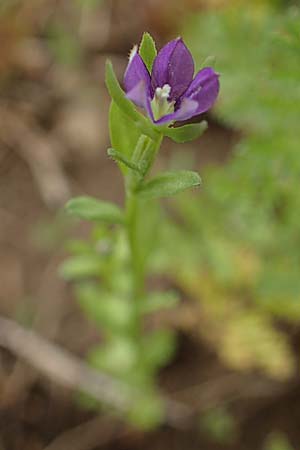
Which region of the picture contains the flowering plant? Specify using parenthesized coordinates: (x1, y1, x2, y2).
(62, 32, 219, 428)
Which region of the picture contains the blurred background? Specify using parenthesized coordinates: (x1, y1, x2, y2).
(0, 0, 300, 449)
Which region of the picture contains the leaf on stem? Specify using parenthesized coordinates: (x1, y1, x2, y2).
(137, 170, 202, 199)
(65, 196, 124, 224)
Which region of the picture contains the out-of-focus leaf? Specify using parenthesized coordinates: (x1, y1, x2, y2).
(142, 329, 176, 370)
(76, 283, 132, 331)
(138, 170, 201, 199)
(65, 196, 124, 224)
(141, 291, 180, 314)
(60, 255, 102, 280)
(89, 338, 137, 375)
(129, 390, 163, 430)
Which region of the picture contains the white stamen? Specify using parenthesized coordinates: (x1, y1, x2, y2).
(151, 84, 174, 120)
(155, 84, 171, 100)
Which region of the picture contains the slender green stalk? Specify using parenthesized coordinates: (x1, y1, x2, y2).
(125, 132, 163, 337)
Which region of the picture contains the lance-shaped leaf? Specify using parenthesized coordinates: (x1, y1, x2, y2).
(65, 196, 124, 224)
(137, 170, 201, 199)
(164, 121, 207, 143)
(139, 32, 157, 72)
(105, 60, 157, 140)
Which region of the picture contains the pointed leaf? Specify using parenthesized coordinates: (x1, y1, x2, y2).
(138, 170, 201, 199)
(164, 121, 207, 143)
(105, 60, 157, 140)
(65, 196, 124, 224)
(139, 32, 157, 72)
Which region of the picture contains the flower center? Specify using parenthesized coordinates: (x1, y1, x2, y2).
(151, 84, 175, 121)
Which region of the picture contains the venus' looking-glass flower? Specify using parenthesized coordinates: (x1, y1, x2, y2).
(124, 37, 220, 125)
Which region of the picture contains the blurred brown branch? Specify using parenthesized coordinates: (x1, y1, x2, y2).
(0, 315, 191, 428)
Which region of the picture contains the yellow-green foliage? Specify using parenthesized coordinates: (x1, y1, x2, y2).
(163, 3, 300, 379)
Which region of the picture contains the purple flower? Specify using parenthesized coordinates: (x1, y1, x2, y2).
(124, 37, 220, 125)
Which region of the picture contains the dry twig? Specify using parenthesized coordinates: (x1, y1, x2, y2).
(0, 315, 191, 428)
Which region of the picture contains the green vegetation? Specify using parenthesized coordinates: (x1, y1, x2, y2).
(163, 3, 300, 379)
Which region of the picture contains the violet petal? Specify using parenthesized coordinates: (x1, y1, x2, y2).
(124, 47, 152, 108)
(182, 67, 220, 116)
(126, 80, 154, 122)
(151, 38, 194, 101)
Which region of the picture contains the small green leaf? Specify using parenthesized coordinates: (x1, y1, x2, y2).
(141, 291, 180, 314)
(164, 121, 207, 143)
(139, 32, 157, 72)
(138, 170, 202, 199)
(65, 196, 124, 224)
(60, 255, 102, 280)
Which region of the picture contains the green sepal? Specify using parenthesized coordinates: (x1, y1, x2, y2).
(137, 170, 202, 199)
(65, 196, 124, 224)
(164, 121, 208, 143)
(105, 60, 158, 140)
(107, 147, 142, 174)
(139, 32, 157, 72)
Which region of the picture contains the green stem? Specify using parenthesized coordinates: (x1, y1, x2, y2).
(125, 133, 163, 336)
